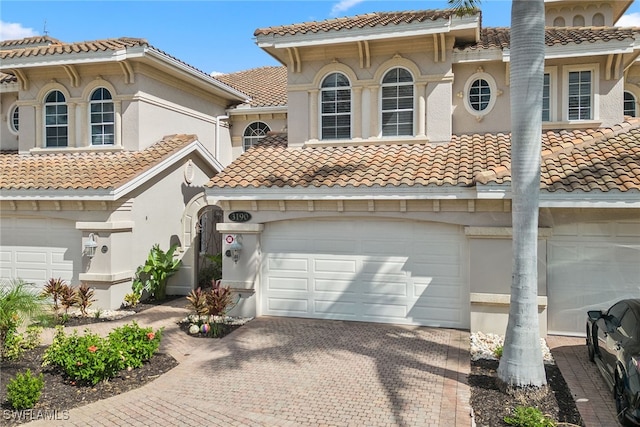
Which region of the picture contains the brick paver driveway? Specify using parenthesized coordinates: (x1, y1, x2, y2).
(29, 313, 471, 427)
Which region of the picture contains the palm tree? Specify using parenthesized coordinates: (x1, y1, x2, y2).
(449, 0, 547, 387)
(0, 279, 44, 359)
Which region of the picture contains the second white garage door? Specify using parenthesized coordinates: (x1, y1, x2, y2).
(260, 218, 469, 328)
(0, 216, 82, 287)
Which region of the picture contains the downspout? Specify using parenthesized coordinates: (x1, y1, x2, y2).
(215, 115, 229, 163)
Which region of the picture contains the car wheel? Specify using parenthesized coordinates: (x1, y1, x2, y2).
(615, 375, 632, 426)
(587, 326, 596, 362)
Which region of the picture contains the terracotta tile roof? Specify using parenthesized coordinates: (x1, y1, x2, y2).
(0, 37, 148, 60)
(0, 135, 197, 191)
(208, 119, 640, 194)
(214, 66, 287, 107)
(456, 27, 639, 50)
(254, 9, 466, 37)
(0, 36, 63, 50)
(0, 72, 16, 84)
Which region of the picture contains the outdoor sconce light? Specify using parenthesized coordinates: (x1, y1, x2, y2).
(84, 233, 98, 259)
(227, 235, 243, 264)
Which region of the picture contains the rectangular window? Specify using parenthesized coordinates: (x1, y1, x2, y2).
(542, 73, 550, 122)
(567, 70, 592, 120)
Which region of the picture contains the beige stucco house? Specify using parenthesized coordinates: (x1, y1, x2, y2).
(2, 0, 639, 337)
(0, 36, 248, 308)
(203, 0, 640, 337)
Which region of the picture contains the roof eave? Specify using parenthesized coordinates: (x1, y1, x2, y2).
(256, 15, 480, 50)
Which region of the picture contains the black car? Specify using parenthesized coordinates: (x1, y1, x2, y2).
(587, 299, 640, 426)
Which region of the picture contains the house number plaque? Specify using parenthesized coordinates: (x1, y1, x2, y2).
(228, 211, 251, 223)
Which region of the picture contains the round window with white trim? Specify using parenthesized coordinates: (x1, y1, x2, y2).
(8, 104, 19, 134)
(463, 71, 498, 118)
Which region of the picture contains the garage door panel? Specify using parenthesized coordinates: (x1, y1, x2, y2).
(267, 277, 308, 291)
(548, 221, 640, 335)
(261, 219, 469, 328)
(268, 256, 308, 273)
(267, 298, 308, 313)
(314, 279, 354, 294)
(314, 258, 356, 274)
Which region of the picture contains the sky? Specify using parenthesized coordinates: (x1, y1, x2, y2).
(2, 0, 640, 75)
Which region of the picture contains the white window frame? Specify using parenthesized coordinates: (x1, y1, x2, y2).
(624, 91, 637, 117)
(89, 87, 115, 146)
(542, 66, 558, 122)
(7, 103, 19, 135)
(563, 64, 598, 122)
(320, 72, 352, 140)
(380, 67, 414, 137)
(463, 71, 498, 119)
(44, 90, 68, 147)
(243, 121, 271, 151)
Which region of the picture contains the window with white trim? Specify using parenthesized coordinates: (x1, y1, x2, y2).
(381, 68, 414, 137)
(320, 72, 351, 140)
(243, 121, 270, 151)
(624, 91, 637, 117)
(90, 88, 115, 145)
(567, 70, 592, 120)
(44, 90, 68, 147)
(8, 105, 19, 133)
(462, 71, 498, 119)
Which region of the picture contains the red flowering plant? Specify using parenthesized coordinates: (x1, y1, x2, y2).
(43, 322, 163, 385)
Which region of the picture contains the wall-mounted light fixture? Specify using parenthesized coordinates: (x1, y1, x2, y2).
(228, 235, 243, 264)
(84, 233, 98, 259)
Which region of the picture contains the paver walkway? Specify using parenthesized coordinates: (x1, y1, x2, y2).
(26, 300, 472, 427)
(547, 335, 620, 427)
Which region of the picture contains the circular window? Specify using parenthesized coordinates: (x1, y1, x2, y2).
(8, 104, 19, 134)
(463, 71, 499, 118)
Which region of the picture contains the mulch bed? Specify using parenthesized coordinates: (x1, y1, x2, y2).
(469, 358, 584, 426)
(0, 346, 178, 426)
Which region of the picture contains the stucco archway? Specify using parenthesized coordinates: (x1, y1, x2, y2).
(181, 192, 223, 290)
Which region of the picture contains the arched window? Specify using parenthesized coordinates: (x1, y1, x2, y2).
(320, 72, 351, 140)
(381, 68, 414, 136)
(44, 90, 68, 147)
(8, 105, 19, 134)
(469, 78, 491, 112)
(243, 121, 270, 151)
(90, 88, 115, 145)
(624, 91, 637, 117)
(592, 13, 605, 27)
(573, 15, 585, 27)
(553, 17, 565, 27)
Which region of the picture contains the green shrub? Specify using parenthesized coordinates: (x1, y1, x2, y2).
(43, 322, 163, 385)
(494, 344, 504, 359)
(504, 406, 556, 427)
(131, 244, 181, 301)
(6, 369, 44, 410)
(0, 279, 44, 359)
(3, 325, 43, 360)
(123, 292, 141, 308)
(42, 327, 119, 385)
(107, 321, 163, 369)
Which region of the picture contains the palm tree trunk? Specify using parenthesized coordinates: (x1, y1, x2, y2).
(496, 0, 547, 388)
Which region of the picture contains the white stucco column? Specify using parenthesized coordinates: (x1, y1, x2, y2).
(35, 105, 43, 147)
(368, 85, 379, 139)
(114, 100, 123, 147)
(416, 82, 427, 138)
(308, 89, 319, 141)
(67, 101, 76, 148)
(78, 102, 88, 147)
(353, 86, 363, 139)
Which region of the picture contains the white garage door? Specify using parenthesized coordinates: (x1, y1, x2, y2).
(0, 217, 82, 286)
(261, 219, 469, 328)
(548, 220, 640, 335)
